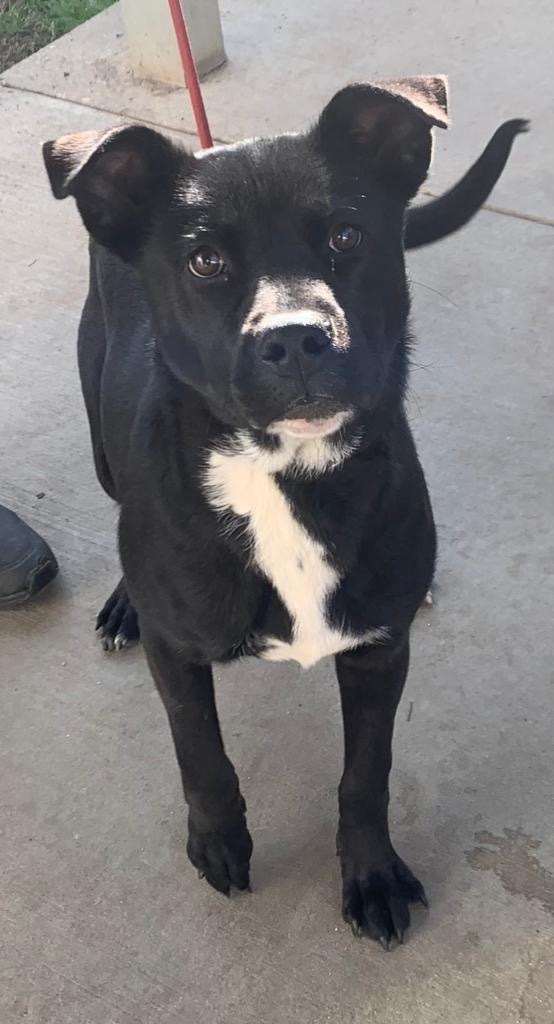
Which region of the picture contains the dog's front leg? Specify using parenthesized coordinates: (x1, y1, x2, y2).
(335, 635, 426, 947)
(143, 629, 252, 895)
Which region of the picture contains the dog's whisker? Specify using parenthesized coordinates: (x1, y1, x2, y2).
(410, 278, 459, 308)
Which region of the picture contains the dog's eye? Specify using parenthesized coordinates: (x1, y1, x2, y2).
(188, 247, 226, 278)
(329, 224, 363, 253)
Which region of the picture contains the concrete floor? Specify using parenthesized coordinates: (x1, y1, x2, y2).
(1, 3, 553, 1022)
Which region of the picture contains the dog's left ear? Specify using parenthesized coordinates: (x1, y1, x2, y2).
(317, 76, 448, 197)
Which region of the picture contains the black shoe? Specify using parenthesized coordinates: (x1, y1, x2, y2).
(0, 505, 58, 608)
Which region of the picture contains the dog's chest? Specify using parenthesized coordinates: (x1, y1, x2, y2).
(204, 435, 383, 668)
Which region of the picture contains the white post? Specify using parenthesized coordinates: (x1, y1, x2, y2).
(121, 0, 226, 86)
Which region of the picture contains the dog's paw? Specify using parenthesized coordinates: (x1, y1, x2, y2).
(187, 810, 253, 896)
(341, 847, 427, 948)
(96, 581, 140, 652)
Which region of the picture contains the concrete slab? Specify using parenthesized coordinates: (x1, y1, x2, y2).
(1, 1, 553, 221)
(1, 21, 554, 1024)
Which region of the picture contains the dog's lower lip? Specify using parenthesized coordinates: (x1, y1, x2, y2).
(270, 410, 350, 439)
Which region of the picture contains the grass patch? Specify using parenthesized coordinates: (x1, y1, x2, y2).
(0, 0, 114, 72)
(0, 0, 113, 37)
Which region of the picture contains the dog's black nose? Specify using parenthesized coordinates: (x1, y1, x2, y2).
(258, 325, 331, 370)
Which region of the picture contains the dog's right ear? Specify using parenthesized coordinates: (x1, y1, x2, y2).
(42, 124, 183, 259)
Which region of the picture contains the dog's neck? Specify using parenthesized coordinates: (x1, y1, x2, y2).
(210, 426, 364, 479)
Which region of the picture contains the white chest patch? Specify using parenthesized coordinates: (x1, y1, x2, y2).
(203, 432, 388, 669)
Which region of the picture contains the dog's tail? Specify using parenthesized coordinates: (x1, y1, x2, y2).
(404, 118, 529, 250)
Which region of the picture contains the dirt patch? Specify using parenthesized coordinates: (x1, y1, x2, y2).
(466, 827, 554, 915)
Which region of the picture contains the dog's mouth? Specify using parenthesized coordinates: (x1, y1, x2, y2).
(268, 401, 351, 440)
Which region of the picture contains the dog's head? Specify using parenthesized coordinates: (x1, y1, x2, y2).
(43, 77, 448, 441)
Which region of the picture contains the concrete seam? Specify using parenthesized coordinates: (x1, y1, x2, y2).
(419, 187, 554, 228)
(0, 80, 228, 147)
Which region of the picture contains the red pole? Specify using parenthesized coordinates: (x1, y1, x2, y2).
(166, 0, 214, 149)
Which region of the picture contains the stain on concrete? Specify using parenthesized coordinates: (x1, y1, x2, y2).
(394, 774, 421, 829)
(466, 828, 554, 915)
(518, 957, 554, 1024)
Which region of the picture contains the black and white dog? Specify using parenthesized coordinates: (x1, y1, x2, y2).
(43, 77, 526, 947)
